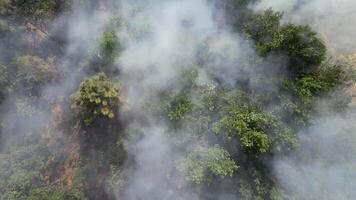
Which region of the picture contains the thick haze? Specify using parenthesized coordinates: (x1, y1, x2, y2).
(273, 113, 356, 199)
(252, 0, 356, 54)
(79, 0, 355, 199)
(0, 0, 355, 199)
(116, 0, 258, 199)
(253, 0, 356, 198)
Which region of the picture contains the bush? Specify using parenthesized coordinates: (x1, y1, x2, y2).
(26, 187, 86, 200)
(176, 145, 238, 184)
(0, 141, 50, 199)
(13, 55, 61, 92)
(11, 0, 69, 21)
(0, 0, 11, 15)
(280, 25, 326, 70)
(0, 64, 8, 101)
(99, 30, 121, 64)
(279, 63, 350, 126)
(71, 73, 121, 125)
(166, 94, 192, 121)
(214, 105, 297, 156)
(244, 9, 326, 75)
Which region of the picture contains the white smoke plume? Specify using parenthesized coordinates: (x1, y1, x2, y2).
(1, 0, 354, 199)
(272, 110, 356, 199)
(252, 0, 356, 54)
(251, 1, 356, 198)
(114, 0, 264, 199)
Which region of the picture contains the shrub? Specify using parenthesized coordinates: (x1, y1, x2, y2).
(244, 9, 326, 75)
(13, 55, 61, 91)
(12, 0, 69, 21)
(214, 105, 297, 156)
(71, 73, 121, 125)
(166, 94, 192, 121)
(176, 145, 238, 184)
(99, 31, 121, 64)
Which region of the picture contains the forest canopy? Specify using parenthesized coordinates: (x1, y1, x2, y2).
(0, 0, 355, 200)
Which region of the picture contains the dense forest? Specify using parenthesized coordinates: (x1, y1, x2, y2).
(0, 0, 355, 199)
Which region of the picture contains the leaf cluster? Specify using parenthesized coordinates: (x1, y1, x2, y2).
(71, 73, 121, 125)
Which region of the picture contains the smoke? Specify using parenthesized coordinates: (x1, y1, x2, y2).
(272, 110, 356, 199)
(1, 0, 354, 199)
(114, 0, 269, 199)
(252, 0, 356, 54)
(248, 1, 356, 198)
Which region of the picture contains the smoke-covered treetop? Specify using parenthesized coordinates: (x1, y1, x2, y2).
(0, 0, 355, 199)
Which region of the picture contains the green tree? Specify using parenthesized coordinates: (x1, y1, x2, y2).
(99, 30, 121, 64)
(13, 55, 62, 93)
(0, 0, 11, 15)
(26, 187, 86, 200)
(244, 9, 326, 75)
(244, 9, 349, 128)
(0, 140, 49, 199)
(214, 104, 297, 156)
(176, 145, 238, 184)
(11, 0, 69, 21)
(71, 73, 121, 125)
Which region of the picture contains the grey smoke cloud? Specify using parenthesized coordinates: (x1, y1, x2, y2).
(115, 0, 264, 199)
(2, 0, 353, 199)
(252, 0, 356, 54)
(0, 1, 114, 152)
(250, 1, 356, 198)
(273, 111, 356, 199)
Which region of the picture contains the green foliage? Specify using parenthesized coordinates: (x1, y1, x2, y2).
(279, 25, 326, 69)
(0, 0, 11, 15)
(0, 1, 353, 199)
(0, 64, 7, 88)
(26, 187, 86, 200)
(215, 105, 297, 156)
(240, 130, 269, 155)
(11, 0, 69, 21)
(99, 30, 121, 64)
(177, 69, 199, 90)
(13, 56, 61, 91)
(278, 63, 349, 126)
(0, 64, 8, 101)
(244, 9, 283, 46)
(0, 124, 87, 199)
(0, 140, 49, 199)
(72, 73, 121, 125)
(245, 9, 326, 74)
(14, 98, 42, 117)
(0, 19, 11, 38)
(238, 168, 286, 200)
(244, 9, 350, 129)
(176, 145, 238, 184)
(166, 94, 192, 121)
